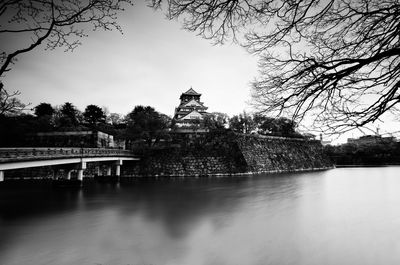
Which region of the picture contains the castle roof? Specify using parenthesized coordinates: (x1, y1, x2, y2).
(180, 88, 201, 97)
(179, 110, 204, 120)
(178, 99, 207, 108)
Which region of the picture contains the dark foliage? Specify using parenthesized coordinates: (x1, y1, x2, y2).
(325, 139, 400, 165)
(228, 112, 303, 138)
(253, 115, 301, 138)
(34, 103, 54, 117)
(125, 105, 171, 147)
(83, 104, 106, 125)
(229, 112, 255, 134)
(202, 112, 229, 130)
(58, 102, 80, 127)
(0, 114, 42, 146)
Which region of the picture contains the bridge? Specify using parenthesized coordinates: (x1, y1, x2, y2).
(0, 147, 139, 182)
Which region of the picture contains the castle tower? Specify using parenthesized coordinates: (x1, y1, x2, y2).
(173, 88, 208, 127)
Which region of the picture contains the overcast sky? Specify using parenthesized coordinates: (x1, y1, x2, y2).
(2, 2, 257, 118)
(1, 2, 399, 144)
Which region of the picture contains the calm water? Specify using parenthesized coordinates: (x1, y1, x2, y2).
(1, 167, 400, 265)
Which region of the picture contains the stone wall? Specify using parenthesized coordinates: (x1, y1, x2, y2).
(3, 133, 332, 180)
(236, 134, 332, 173)
(123, 132, 332, 177)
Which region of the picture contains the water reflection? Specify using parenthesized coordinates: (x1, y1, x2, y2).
(1, 168, 400, 265)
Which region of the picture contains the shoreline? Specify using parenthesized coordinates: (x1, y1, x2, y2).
(335, 164, 400, 168)
(119, 166, 335, 178)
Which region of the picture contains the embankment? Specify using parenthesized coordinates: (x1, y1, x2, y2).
(123, 133, 333, 177)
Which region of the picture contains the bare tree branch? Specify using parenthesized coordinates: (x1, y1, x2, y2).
(153, 0, 400, 134)
(0, 0, 132, 77)
(0, 82, 28, 116)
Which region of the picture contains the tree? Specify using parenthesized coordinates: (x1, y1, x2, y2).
(153, 0, 400, 133)
(327, 138, 400, 165)
(229, 112, 255, 134)
(0, 114, 38, 146)
(125, 105, 171, 147)
(34, 103, 54, 117)
(83, 104, 106, 124)
(0, 83, 26, 116)
(107, 112, 124, 125)
(0, 0, 132, 77)
(58, 102, 80, 127)
(228, 115, 243, 133)
(253, 115, 298, 137)
(33, 102, 55, 129)
(202, 112, 229, 130)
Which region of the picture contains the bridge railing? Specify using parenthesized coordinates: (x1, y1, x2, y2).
(0, 148, 137, 163)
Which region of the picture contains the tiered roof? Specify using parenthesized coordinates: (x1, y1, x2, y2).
(178, 99, 207, 108)
(179, 88, 201, 99)
(174, 88, 208, 122)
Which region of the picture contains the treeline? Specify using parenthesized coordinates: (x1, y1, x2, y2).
(325, 140, 400, 165)
(173, 112, 303, 138)
(0, 101, 306, 147)
(0, 102, 170, 147)
(228, 113, 303, 138)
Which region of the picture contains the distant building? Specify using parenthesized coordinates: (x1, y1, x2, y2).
(30, 130, 125, 149)
(302, 133, 316, 140)
(301, 133, 331, 145)
(347, 135, 396, 145)
(173, 88, 208, 128)
(319, 133, 332, 146)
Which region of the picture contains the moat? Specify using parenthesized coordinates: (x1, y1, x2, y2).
(1, 167, 400, 265)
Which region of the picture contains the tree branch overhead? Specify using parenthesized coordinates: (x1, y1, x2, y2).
(0, 0, 132, 78)
(153, 0, 400, 133)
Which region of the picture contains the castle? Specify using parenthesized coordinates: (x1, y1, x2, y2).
(173, 88, 208, 127)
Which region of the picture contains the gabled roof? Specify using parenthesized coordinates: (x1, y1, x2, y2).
(179, 110, 204, 120)
(178, 100, 207, 108)
(183, 99, 204, 107)
(181, 88, 201, 96)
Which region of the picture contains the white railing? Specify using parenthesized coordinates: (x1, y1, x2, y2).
(0, 148, 136, 163)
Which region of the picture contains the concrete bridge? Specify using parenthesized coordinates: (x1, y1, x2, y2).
(0, 147, 139, 182)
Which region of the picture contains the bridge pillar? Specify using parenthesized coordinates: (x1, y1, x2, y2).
(52, 168, 58, 180)
(106, 165, 112, 176)
(0, 170, 4, 182)
(77, 162, 86, 181)
(66, 169, 73, 180)
(77, 170, 84, 181)
(115, 160, 123, 176)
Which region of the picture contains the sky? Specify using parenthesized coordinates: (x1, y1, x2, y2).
(1, 1, 399, 144)
(2, 2, 257, 117)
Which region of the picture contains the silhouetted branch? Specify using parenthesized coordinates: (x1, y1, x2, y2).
(154, 0, 400, 133)
(0, 0, 132, 77)
(0, 82, 28, 116)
